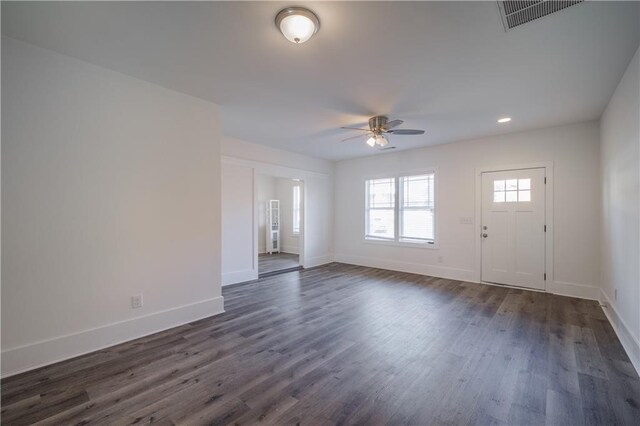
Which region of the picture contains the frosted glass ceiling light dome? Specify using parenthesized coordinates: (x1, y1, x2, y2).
(276, 7, 320, 44)
(376, 135, 388, 147)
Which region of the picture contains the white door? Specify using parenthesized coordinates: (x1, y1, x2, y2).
(481, 168, 546, 290)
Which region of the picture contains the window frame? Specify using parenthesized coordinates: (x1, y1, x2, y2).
(364, 169, 438, 249)
(364, 176, 396, 241)
(292, 184, 301, 235)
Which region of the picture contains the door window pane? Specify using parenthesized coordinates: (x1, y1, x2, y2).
(493, 177, 535, 202)
(506, 191, 518, 202)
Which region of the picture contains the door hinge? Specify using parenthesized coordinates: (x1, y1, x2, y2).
(544, 273, 547, 281)
(544, 225, 547, 232)
(544, 177, 547, 184)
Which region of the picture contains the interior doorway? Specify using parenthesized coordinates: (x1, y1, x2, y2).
(256, 174, 304, 277)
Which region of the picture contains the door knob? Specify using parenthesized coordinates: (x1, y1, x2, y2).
(482, 233, 488, 238)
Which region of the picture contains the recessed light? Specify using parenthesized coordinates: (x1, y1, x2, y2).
(275, 7, 320, 44)
(498, 117, 512, 123)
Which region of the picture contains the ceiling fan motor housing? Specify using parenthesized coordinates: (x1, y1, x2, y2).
(369, 116, 388, 132)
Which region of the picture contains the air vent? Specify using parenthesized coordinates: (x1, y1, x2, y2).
(497, 1, 583, 31)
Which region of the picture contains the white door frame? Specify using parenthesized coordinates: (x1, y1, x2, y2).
(474, 161, 554, 290)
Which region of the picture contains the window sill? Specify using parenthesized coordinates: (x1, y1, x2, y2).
(363, 238, 439, 250)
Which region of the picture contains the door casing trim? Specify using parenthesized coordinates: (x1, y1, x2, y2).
(474, 161, 554, 291)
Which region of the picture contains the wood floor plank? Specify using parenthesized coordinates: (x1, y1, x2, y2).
(2, 263, 638, 425)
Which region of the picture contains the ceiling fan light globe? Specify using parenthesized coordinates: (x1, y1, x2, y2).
(366, 136, 376, 147)
(376, 135, 388, 147)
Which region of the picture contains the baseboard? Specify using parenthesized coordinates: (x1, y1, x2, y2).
(334, 254, 601, 302)
(334, 253, 476, 282)
(548, 280, 600, 300)
(1, 296, 225, 378)
(281, 246, 300, 255)
(599, 290, 640, 374)
(222, 268, 258, 286)
(305, 253, 334, 268)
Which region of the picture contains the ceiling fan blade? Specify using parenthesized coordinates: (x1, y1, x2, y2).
(341, 133, 371, 142)
(383, 119, 403, 130)
(387, 129, 425, 135)
(340, 126, 370, 131)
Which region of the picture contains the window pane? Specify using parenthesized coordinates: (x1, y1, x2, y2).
(494, 191, 505, 203)
(401, 209, 434, 241)
(518, 190, 531, 202)
(367, 209, 395, 239)
(493, 180, 505, 191)
(506, 190, 518, 202)
(518, 179, 530, 190)
(506, 179, 518, 190)
(399, 174, 435, 242)
(403, 174, 434, 208)
(368, 178, 395, 208)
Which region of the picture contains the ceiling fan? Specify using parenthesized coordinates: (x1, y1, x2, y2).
(341, 116, 425, 147)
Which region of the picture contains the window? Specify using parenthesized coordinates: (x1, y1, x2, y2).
(400, 174, 435, 243)
(292, 184, 301, 235)
(365, 172, 436, 245)
(493, 178, 530, 202)
(365, 177, 395, 240)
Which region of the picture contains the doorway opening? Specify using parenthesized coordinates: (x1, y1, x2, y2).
(257, 174, 304, 277)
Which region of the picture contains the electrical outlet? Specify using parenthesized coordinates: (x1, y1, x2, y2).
(438, 256, 443, 264)
(131, 294, 143, 309)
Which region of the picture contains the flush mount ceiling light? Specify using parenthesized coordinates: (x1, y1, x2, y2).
(275, 7, 320, 44)
(498, 117, 512, 123)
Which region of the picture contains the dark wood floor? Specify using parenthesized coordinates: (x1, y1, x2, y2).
(259, 252, 299, 275)
(2, 263, 639, 425)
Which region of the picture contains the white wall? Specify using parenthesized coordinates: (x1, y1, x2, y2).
(334, 121, 601, 300)
(1, 37, 224, 376)
(257, 174, 277, 254)
(221, 136, 333, 286)
(276, 178, 302, 255)
(600, 46, 640, 371)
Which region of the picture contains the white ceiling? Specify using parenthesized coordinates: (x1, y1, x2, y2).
(2, 1, 639, 161)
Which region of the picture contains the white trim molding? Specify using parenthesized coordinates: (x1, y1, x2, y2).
(547, 280, 600, 301)
(281, 246, 300, 255)
(599, 290, 640, 374)
(223, 269, 258, 286)
(221, 156, 329, 180)
(305, 254, 334, 268)
(1, 296, 225, 378)
(334, 254, 476, 283)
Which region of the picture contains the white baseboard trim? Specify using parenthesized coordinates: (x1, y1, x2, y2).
(334, 254, 476, 282)
(334, 254, 601, 302)
(281, 246, 300, 255)
(599, 290, 640, 374)
(222, 269, 258, 286)
(1, 296, 225, 378)
(305, 254, 334, 268)
(548, 280, 600, 300)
